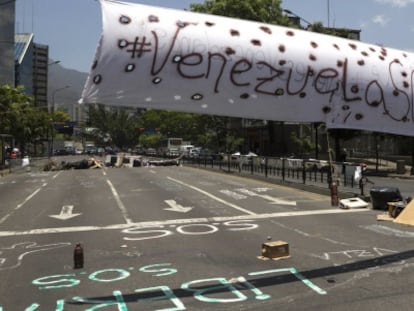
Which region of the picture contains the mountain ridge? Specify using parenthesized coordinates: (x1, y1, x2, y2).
(48, 60, 89, 106)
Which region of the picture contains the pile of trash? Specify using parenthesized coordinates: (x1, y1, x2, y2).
(44, 158, 103, 171)
(104, 154, 180, 167)
(43, 154, 180, 171)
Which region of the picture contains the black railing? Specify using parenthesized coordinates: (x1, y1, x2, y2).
(182, 155, 359, 190)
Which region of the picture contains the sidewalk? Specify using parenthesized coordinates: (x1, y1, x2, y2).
(0, 157, 50, 176)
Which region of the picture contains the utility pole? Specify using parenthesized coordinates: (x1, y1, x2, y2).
(327, 0, 330, 28)
(51, 85, 70, 113)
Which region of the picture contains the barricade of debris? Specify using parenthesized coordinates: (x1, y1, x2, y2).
(43, 153, 181, 171)
(44, 158, 103, 171)
(104, 153, 181, 168)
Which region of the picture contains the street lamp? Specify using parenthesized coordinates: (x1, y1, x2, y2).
(284, 9, 312, 28)
(48, 118, 53, 158)
(52, 85, 70, 113)
(48, 60, 61, 66)
(47, 60, 61, 112)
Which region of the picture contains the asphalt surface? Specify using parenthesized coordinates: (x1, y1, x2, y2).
(1, 156, 414, 310)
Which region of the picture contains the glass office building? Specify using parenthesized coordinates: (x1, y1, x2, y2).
(0, 0, 15, 86)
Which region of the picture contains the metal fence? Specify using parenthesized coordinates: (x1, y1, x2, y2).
(182, 155, 360, 191)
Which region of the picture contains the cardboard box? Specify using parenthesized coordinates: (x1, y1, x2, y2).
(261, 240, 289, 259)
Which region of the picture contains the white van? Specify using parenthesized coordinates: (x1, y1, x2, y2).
(180, 145, 194, 157)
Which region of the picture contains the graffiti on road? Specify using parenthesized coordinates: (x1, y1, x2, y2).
(15, 263, 326, 310)
(311, 247, 406, 265)
(122, 220, 259, 241)
(0, 242, 71, 271)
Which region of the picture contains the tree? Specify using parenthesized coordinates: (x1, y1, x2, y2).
(138, 110, 200, 144)
(190, 0, 291, 26)
(0, 85, 54, 154)
(290, 131, 314, 156)
(0, 85, 32, 136)
(87, 104, 141, 148)
(138, 133, 161, 148)
(52, 111, 70, 123)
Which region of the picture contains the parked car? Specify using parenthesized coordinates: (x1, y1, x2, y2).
(197, 149, 214, 160)
(85, 145, 98, 155)
(97, 147, 105, 156)
(197, 149, 223, 160)
(64, 146, 75, 155)
(189, 148, 201, 158)
(180, 145, 195, 158)
(54, 149, 70, 156)
(105, 146, 116, 155)
(304, 159, 330, 172)
(231, 151, 257, 163)
(132, 146, 145, 155)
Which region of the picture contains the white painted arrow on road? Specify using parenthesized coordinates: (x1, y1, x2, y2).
(236, 189, 297, 206)
(164, 200, 193, 213)
(258, 194, 297, 206)
(49, 205, 82, 220)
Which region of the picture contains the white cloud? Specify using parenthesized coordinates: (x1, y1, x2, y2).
(372, 14, 390, 26)
(374, 0, 414, 7)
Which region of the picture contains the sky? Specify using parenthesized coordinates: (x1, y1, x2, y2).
(15, 0, 414, 73)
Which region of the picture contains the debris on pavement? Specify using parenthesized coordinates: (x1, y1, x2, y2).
(339, 197, 369, 209)
(44, 158, 103, 171)
(43, 154, 181, 171)
(104, 154, 181, 168)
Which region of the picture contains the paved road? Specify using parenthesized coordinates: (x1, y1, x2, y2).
(1, 161, 414, 310)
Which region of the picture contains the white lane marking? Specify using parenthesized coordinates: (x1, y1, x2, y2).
(167, 176, 257, 215)
(0, 214, 11, 224)
(164, 200, 193, 213)
(0, 209, 368, 237)
(15, 183, 47, 210)
(362, 224, 414, 238)
(106, 179, 133, 224)
(15, 188, 42, 210)
(219, 190, 247, 200)
(236, 188, 297, 206)
(0, 183, 47, 224)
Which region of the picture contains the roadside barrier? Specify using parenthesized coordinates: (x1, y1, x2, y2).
(181, 156, 359, 192)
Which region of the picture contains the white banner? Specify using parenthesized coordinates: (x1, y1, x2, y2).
(80, 0, 414, 137)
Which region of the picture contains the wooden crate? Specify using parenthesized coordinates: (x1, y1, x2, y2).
(261, 240, 289, 259)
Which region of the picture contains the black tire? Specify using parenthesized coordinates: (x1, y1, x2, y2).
(391, 207, 402, 218)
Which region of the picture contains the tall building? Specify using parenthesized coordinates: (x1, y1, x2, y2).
(0, 0, 15, 86)
(0, 0, 50, 109)
(14, 33, 34, 95)
(14, 34, 50, 109)
(33, 43, 49, 109)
